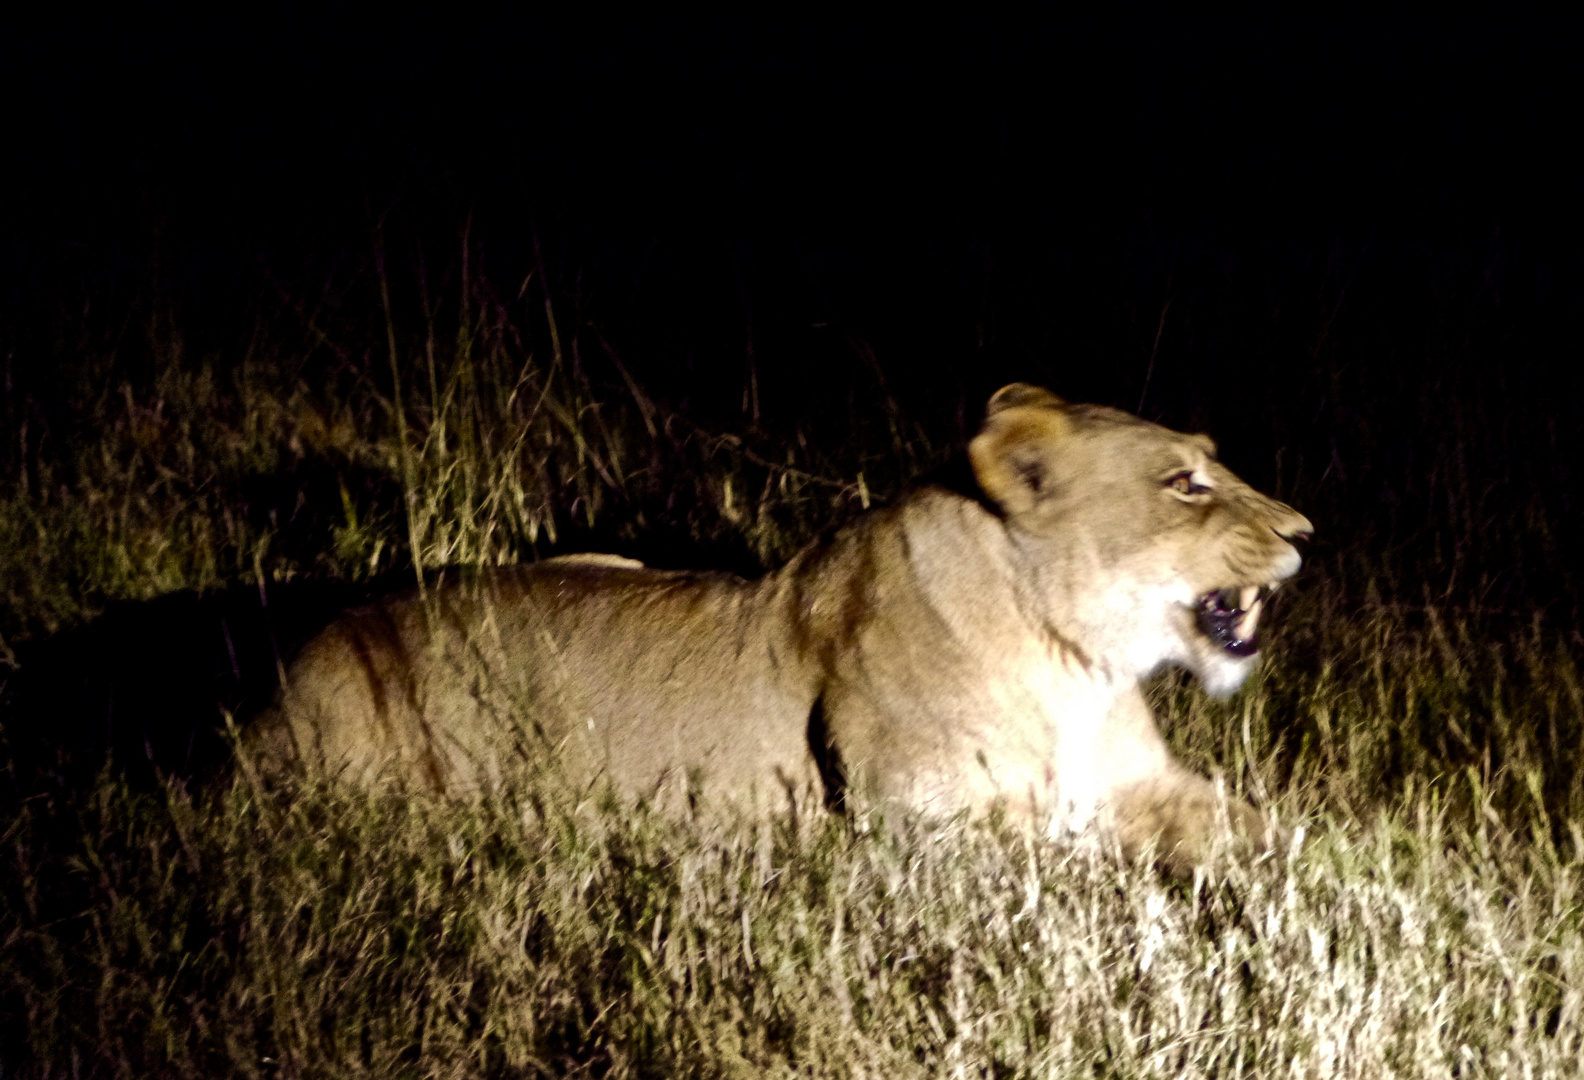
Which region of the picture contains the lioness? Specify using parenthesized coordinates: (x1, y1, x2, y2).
(262, 384, 1311, 870)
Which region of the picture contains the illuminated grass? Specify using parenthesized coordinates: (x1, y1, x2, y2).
(5, 748, 1583, 1077)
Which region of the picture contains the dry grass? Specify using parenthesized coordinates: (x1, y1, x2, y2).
(7, 763, 1584, 1078)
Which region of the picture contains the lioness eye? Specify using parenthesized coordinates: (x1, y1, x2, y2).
(1167, 471, 1209, 496)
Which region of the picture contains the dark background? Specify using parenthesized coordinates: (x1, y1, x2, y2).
(2, 6, 1582, 619)
(6, 8, 1578, 395)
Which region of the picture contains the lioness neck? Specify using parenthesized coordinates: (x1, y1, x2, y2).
(766, 486, 1158, 830)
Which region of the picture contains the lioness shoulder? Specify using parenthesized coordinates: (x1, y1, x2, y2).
(259, 384, 1312, 871)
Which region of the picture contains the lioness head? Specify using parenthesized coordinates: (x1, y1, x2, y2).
(969, 383, 1312, 696)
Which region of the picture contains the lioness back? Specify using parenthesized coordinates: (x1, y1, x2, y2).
(275, 556, 828, 801)
(262, 385, 1312, 871)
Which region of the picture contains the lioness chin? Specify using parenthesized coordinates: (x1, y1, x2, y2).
(258, 384, 1311, 873)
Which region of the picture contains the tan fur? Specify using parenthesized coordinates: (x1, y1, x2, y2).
(259, 385, 1312, 871)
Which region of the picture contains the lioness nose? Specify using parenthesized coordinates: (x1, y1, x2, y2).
(1275, 511, 1314, 548)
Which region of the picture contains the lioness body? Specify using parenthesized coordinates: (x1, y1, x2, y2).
(266, 386, 1311, 869)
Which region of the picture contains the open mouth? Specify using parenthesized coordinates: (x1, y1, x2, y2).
(1195, 585, 1276, 658)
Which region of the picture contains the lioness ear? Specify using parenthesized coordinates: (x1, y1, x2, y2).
(984, 383, 1067, 418)
(969, 402, 1072, 515)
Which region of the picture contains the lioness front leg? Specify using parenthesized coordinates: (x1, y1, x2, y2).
(1109, 773, 1274, 877)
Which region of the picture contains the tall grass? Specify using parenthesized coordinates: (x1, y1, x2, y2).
(2, 238, 1583, 1076)
(7, 762, 1583, 1078)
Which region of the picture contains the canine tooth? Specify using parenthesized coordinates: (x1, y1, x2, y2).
(1239, 585, 1258, 611)
(1235, 599, 1263, 640)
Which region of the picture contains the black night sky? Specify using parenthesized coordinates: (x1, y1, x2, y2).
(8, 9, 1578, 362)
